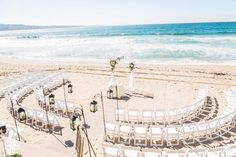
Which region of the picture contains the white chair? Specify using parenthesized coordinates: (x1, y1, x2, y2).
(150, 126, 164, 147)
(34, 110, 46, 130)
(67, 102, 76, 114)
(55, 101, 66, 116)
(180, 125, 195, 144)
(25, 108, 36, 126)
(115, 108, 126, 122)
(105, 122, 118, 143)
(166, 150, 185, 157)
(202, 148, 222, 157)
(102, 143, 120, 157)
(141, 110, 154, 124)
(118, 123, 133, 145)
(128, 110, 139, 123)
(208, 120, 221, 140)
(166, 126, 180, 146)
(122, 146, 140, 157)
(222, 145, 236, 157)
(154, 111, 165, 124)
(196, 122, 210, 142)
(141, 149, 161, 157)
(133, 125, 148, 147)
(183, 149, 204, 157)
(47, 115, 60, 132)
(165, 110, 178, 124)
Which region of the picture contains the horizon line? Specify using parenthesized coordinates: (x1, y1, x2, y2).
(1, 20, 236, 27)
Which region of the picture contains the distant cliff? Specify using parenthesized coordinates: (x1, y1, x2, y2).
(0, 24, 78, 31)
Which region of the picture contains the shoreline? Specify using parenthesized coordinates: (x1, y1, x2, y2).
(1, 57, 236, 88)
(1, 56, 236, 67)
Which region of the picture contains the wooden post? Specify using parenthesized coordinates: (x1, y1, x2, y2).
(75, 125, 84, 157)
(80, 138, 84, 157)
(81, 108, 92, 157)
(75, 107, 97, 157)
(115, 85, 119, 121)
(62, 78, 69, 116)
(100, 92, 107, 141)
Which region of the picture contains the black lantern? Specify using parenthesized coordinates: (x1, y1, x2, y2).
(49, 94, 55, 104)
(0, 125, 7, 135)
(90, 100, 98, 113)
(68, 84, 73, 93)
(0, 125, 7, 134)
(17, 107, 26, 121)
(107, 89, 113, 99)
(70, 115, 81, 131)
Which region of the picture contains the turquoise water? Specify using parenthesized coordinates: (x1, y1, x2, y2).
(0, 22, 236, 64)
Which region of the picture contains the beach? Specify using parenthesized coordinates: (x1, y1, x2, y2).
(0, 0, 236, 155)
(0, 58, 236, 156)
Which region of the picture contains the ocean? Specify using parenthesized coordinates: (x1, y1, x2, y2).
(0, 22, 236, 64)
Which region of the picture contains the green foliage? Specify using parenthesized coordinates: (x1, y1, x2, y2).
(6, 153, 22, 157)
(129, 62, 135, 71)
(109, 56, 124, 72)
(109, 59, 118, 72)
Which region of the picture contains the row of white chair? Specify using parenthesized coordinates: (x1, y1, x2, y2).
(1, 72, 47, 98)
(115, 86, 208, 124)
(105, 89, 236, 147)
(34, 75, 78, 116)
(12, 106, 61, 133)
(10, 85, 34, 105)
(43, 78, 65, 93)
(3, 72, 65, 134)
(54, 100, 80, 116)
(105, 119, 233, 147)
(33, 73, 68, 94)
(32, 72, 76, 116)
(4, 73, 52, 108)
(5, 73, 60, 107)
(103, 142, 236, 157)
(36, 94, 80, 116)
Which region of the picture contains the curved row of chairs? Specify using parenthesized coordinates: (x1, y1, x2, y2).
(34, 76, 79, 117)
(4, 72, 67, 133)
(1, 72, 47, 98)
(103, 142, 236, 157)
(36, 90, 80, 116)
(6, 73, 62, 107)
(0, 74, 23, 94)
(9, 85, 34, 106)
(11, 106, 61, 134)
(32, 73, 69, 94)
(105, 89, 236, 147)
(115, 86, 208, 125)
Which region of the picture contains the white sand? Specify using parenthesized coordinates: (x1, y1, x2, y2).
(0, 58, 236, 156)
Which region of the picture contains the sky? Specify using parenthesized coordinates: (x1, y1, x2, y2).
(0, 0, 236, 26)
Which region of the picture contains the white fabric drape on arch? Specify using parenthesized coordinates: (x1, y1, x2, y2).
(108, 72, 117, 87)
(128, 71, 135, 91)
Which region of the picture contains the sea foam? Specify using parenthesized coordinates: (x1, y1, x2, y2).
(0, 22, 236, 64)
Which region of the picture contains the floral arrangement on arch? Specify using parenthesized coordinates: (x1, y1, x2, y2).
(129, 62, 135, 71)
(109, 56, 124, 72)
(110, 59, 118, 72)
